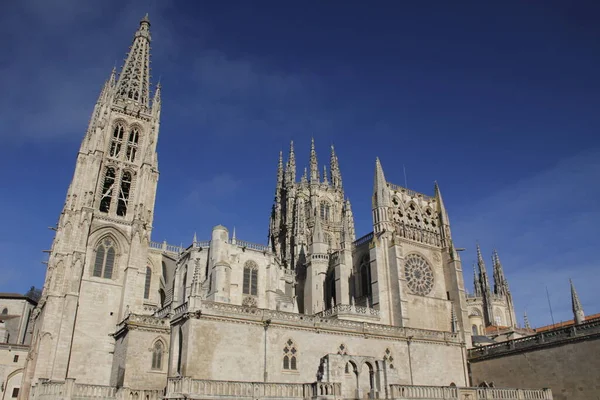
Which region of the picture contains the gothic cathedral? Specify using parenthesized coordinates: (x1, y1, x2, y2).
(22, 17, 520, 400)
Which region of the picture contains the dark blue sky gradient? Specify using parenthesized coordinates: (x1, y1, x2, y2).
(0, 1, 598, 328)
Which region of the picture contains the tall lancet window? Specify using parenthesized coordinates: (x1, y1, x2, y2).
(110, 124, 125, 158)
(93, 238, 116, 279)
(99, 167, 116, 212)
(144, 266, 152, 299)
(151, 340, 164, 370)
(243, 260, 258, 296)
(117, 171, 132, 216)
(126, 127, 139, 162)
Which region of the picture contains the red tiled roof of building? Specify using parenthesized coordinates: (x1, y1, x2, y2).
(535, 312, 600, 333)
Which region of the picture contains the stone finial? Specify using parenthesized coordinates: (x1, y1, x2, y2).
(523, 311, 531, 329)
(309, 138, 319, 183)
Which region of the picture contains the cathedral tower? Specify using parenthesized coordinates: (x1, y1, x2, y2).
(23, 16, 161, 394)
(269, 140, 354, 313)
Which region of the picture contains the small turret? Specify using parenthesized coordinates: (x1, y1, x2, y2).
(322, 165, 329, 185)
(152, 82, 162, 116)
(570, 279, 585, 325)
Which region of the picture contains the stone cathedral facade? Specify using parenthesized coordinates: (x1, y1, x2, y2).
(20, 17, 552, 400)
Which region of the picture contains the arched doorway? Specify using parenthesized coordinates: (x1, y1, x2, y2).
(358, 362, 375, 398)
(342, 361, 358, 399)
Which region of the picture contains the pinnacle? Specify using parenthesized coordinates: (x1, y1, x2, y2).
(141, 13, 150, 25)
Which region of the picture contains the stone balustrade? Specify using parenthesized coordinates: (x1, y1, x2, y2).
(166, 377, 340, 399)
(154, 303, 172, 318)
(317, 303, 381, 319)
(172, 301, 188, 317)
(468, 316, 600, 361)
(31, 380, 164, 400)
(389, 385, 552, 400)
(149, 240, 184, 254)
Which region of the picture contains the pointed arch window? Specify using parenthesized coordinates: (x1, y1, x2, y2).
(116, 171, 132, 216)
(283, 339, 297, 370)
(99, 167, 116, 212)
(360, 254, 372, 299)
(243, 260, 258, 296)
(93, 238, 116, 279)
(151, 340, 164, 370)
(126, 127, 140, 162)
(109, 124, 125, 158)
(144, 266, 152, 299)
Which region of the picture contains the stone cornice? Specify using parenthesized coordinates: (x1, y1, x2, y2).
(113, 313, 170, 337)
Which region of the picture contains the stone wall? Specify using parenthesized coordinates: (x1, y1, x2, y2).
(469, 318, 600, 400)
(0, 343, 29, 400)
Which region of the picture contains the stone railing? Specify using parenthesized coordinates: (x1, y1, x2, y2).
(32, 380, 164, 400)
(173, 302, 188, 317)
(389, 385, 552, 399)
(199, 301, 461, 344)
(149, 240, 184, 255)
(154, 303, 172, 318)
(193, 240, 211, 248)
(72, 383, 116, 399)
(468, 316, 600, 361)
(232, 239, 271, 253)
(353, 232, 374, 247)
(166, 377, 340, 399)
(317, 303, 381, 319)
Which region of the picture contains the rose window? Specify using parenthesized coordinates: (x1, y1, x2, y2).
(404, 254, 434, 296)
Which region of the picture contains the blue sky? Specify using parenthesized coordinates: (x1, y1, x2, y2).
(1, 1, 598, 328)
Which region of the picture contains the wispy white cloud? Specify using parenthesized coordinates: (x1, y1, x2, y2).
(452, 148, 600, 327)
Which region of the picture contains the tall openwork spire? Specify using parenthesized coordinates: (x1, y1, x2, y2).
(285, 141, 296, 184)
(309, 138, 319, 183)
(473, 263, 482, 296)
(330, 145, 342, 189)
(570, 279, 585, 325)
(276, 150, 284, 192)
(492, 249, 509, 296)
(115, 15, 152, 107)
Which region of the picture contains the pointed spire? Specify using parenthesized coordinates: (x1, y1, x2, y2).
(309, 138, 319, 183)
(473, 263, 482, 297)
(115, 15, 152, 108)
(492, 249, 509, 295)
(523, 311, 531, 330)
(570, 279, 585, 325)
(477, 244, 491, 294)
(232, 226, 237, 245)
(152, 82, 162, 115)
(276, 150, 284, 192)
(285, 140, 296, 184)
(301, 167, 308, 184)
(322, 165, 329, 185)
(109, 66, 117, 88)
(330, 145, 342, 189)
(373, 157, 391, 208)
(192, 232, 198, 246)
(434, 181, 450, 226)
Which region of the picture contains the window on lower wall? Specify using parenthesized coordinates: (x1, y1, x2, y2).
(12, 388, 19, 398)
(151, 340, 164, 370)
(283, 339, 297, 370)
(13, 355, 18, 362)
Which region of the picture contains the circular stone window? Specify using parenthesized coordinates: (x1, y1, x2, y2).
(405, 254, 434, 296)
